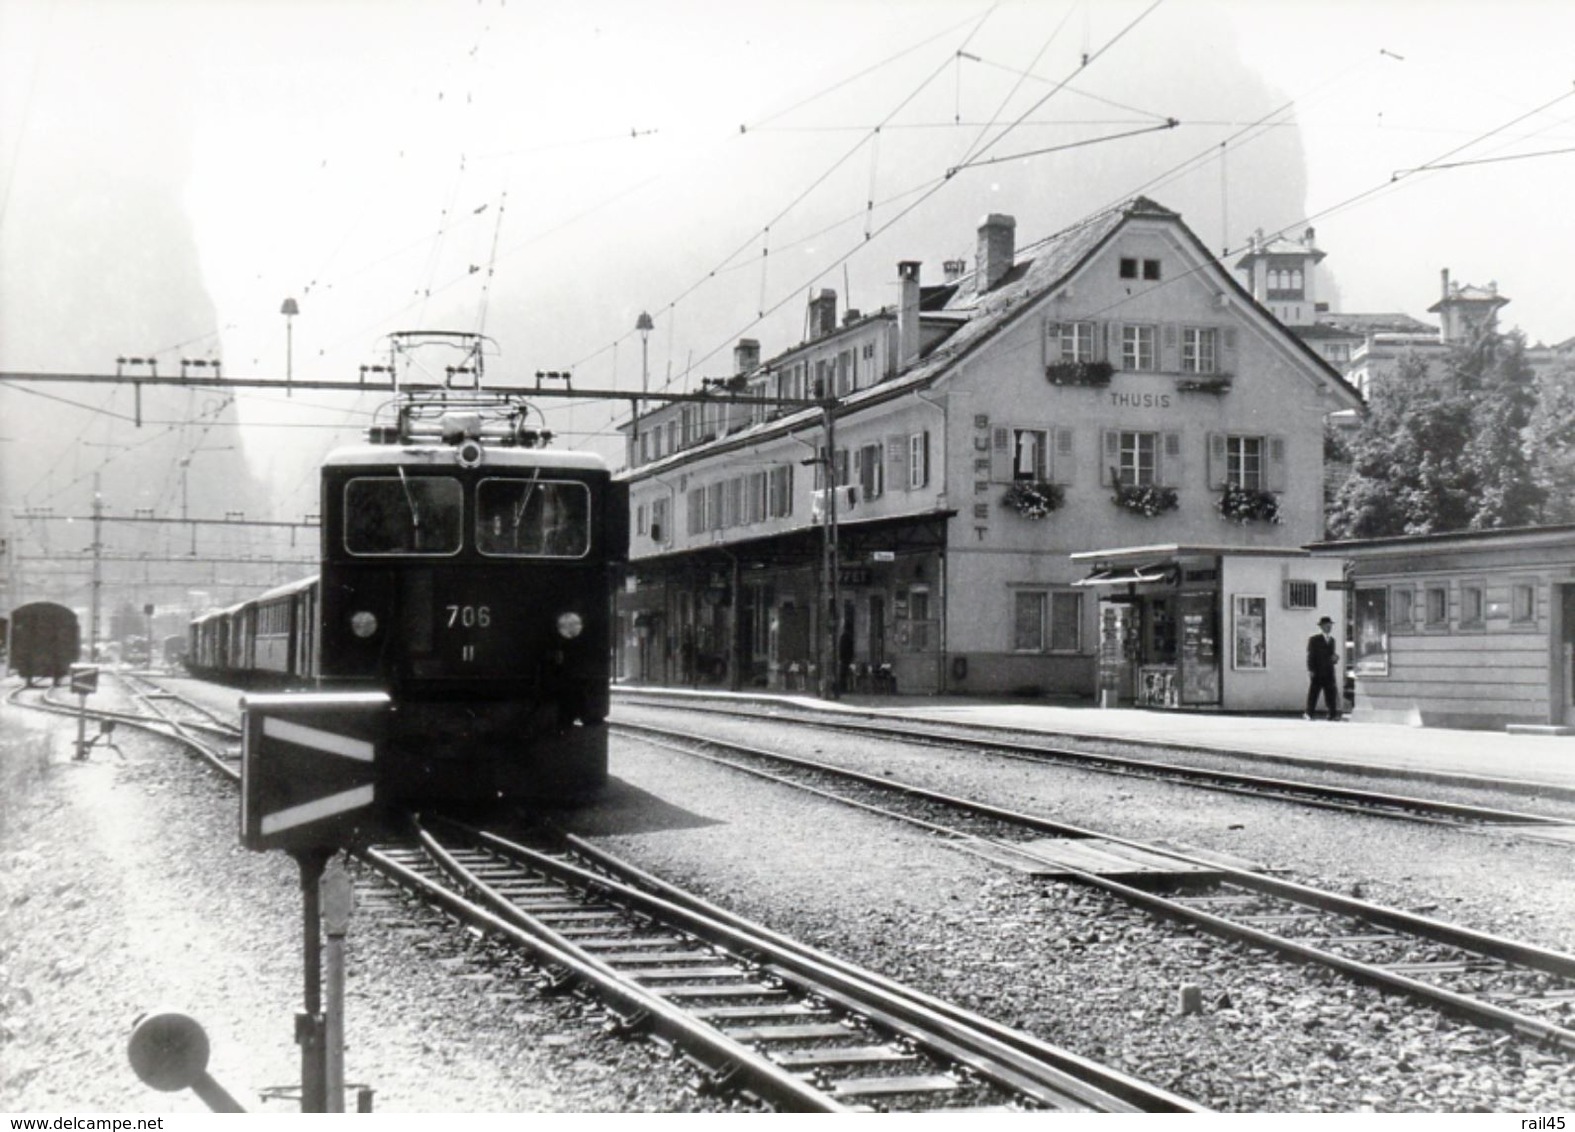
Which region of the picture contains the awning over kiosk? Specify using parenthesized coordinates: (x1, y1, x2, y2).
(1072, 563, 1174, 587)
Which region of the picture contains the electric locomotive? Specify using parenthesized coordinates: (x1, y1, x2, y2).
(317, 389, 626, 800)
(186, 383, 626, 802)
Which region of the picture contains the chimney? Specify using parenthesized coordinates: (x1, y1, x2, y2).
(943, 258, 967, 283)
(809, 289, 838, 340)
(733, 338, 760, 376)
(897, 261, 921, 370)
(843, 308, 861, 325)
(1441, 267, 1451, 300)
(976, 213, 1016, 293)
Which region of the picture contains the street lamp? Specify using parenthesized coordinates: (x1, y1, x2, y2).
(636, 311, 654, 394)
(631, 311, 655, 467)
(280, 297, 299, 397)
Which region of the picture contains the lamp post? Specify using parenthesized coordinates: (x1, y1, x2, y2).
(632, 311, 654, 466)
(280, 297, 299, 397)
(636, 311, 653, 395)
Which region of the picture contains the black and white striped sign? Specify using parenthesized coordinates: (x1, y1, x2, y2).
(240, 692, 389, 852)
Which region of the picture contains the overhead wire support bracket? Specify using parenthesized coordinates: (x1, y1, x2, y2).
(115, 355, 159, 427)
(946, 118, 1180, 177)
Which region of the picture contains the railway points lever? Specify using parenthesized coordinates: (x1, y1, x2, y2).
(126, 1010, 245, 1112)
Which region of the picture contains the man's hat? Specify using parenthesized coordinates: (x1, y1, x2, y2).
(1318, 616, 1334, 626)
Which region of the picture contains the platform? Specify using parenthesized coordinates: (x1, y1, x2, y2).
(613, 684, 1575, 797)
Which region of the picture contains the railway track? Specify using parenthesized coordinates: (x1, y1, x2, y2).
(613, 695, 1575, 830)
(10, 676, 241, 780)
(360, 815, 1202, 1113)
(613, 718, 1575, 1056)
(14, 672, 1197, 1111)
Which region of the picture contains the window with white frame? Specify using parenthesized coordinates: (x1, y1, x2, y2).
(1013, 429, 1048, 481)
(768, 464, 794, 517)
(1182, 327, 1218, 374)
(1512, 582, 1536, 623)
(1121, 325, 1156, 371)
(1425, 586, 1448, 627)
(1226, 436, 1264, 489)
(1117, 431, 1157, 486)
(1461, 582, 1485, 627)
(1013, 590, 1083, 652)
(651, 496, 669, 542)
(1391, 587, 1413, 629)
(908, 430, 931, 489)
(1057, 321, 1097, 363)
(857, 442, 884, 500)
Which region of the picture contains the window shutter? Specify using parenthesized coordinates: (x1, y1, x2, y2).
(1092, 321, 1106, 361)
(1053, 428, 1075, 485)
(991, 426, 1012, 483)
(1044, 321, 1062, 365)
(1105, 322, 1120, 367)
(1163, 324, 1178, 347)
(1207, 432, 1225, 487)
(1102, 429, 1119, 485)
(1267, 435, 1287, 492)
(1161, 431, 1182, 486)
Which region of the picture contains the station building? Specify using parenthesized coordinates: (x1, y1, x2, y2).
(616, 197, 1363, 708)
(1313, 525, 1575, 732)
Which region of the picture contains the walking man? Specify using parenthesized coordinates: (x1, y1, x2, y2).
(1305, 615, 1341, 721)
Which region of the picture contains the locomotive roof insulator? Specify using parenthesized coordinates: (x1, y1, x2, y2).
(439, 412, 484, 444)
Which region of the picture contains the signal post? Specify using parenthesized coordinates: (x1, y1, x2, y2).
(240, 691, 389, 1113)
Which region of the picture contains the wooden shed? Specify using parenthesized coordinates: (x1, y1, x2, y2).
(1312, 525, 1575, 732)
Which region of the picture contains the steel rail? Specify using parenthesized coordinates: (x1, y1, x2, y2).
(611, 695, 1575, 818)
(361, 826, 849, 1113)
(12, 681, 240, 782)
(613, 719, 1575, 1052)
(425, 816, 1199, 1113)
(553, 828, 1204, 1113)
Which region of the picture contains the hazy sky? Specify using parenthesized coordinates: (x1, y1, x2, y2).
(3, 0, 1573, 521)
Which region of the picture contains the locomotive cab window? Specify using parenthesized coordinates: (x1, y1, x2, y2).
(344, 475, 463, 556)
(477, 478, 590, 558)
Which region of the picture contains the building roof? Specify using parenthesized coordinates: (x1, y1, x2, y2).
(1316, 312, 1437, 336)
(1232, 228, 1326, 266)
(1071, 543, 1314, 563)
(618, 195, 1364, 480)
(1291, 323, 1365, 341)
(1309, 522, 1575, 557)
(1427, 283, 1509, 313)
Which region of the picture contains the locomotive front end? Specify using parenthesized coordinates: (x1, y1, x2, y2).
(317, 399, 620, 802)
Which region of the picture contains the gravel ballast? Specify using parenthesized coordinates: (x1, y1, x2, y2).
(7, 679, 1573, 1113)
(572, 706, 1575, 1112)
(0, 695, 735, 1113)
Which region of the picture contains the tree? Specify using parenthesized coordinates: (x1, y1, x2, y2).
(1527, 357, 1575, 523)
(1327, 328, 1546, 538)
(1457, 330, 1543, 528)
(1327, 352, 1474, 537)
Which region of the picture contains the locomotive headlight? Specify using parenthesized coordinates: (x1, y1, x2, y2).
(350, 611, 379, 638)
(556, 612, 584, 640)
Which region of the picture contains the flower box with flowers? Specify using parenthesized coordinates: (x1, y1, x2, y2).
(1045, 360, 1114, 387)
(1110, 475, 1179, 517)
(1001, 479, 1065, 519)
(1216, 482, 1281, 524)
(1176, 374, 1233, 394)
